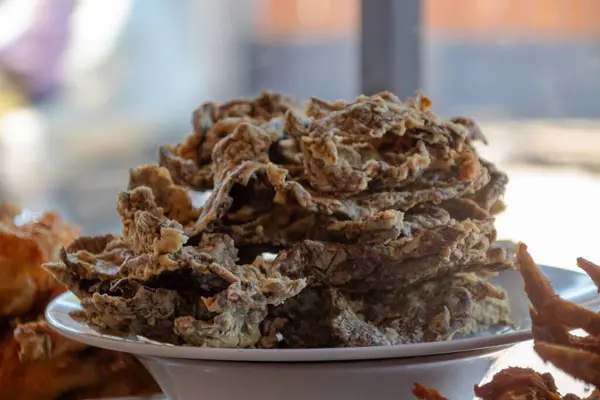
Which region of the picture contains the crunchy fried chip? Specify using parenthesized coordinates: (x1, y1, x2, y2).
(474, 367, 563, 400)
(517, 243, 600, 336)
(0, 204, 160, 400)
(0, 209, 80, 318)
(413, 383, 449, 400)
(45, 90, 513, 352)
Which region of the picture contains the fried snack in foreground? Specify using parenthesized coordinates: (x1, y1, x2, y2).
(45, 91, 514, 348)
(0, 208, 79, 318)
(413, 367, 596, 399)
(0, 320, 158, 400)
(0, 204, 159, 399)
(414, 243, 600, 399)
(517, 243, 600, 389)
(414, 367, 600, 399)
(413, 383, 449, 400)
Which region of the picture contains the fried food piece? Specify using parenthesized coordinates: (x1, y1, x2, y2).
(0, 204, 161, 399)
(0, 320, 159, 400)
(576, 257, 600, 292)
(468, 160, 508, 213)
(414, 367, 600, 399)
(413, 383, 449, 400)
(473, 367, 564, 399)
(46, 188, 306, 347)
(184, 118, 494, 247)
(415, 245, 600, 399)
(268, 270, 511, 348)
(285, 92, 487, 196)
(0, 207, 80, 318)
(0, 202, 19, 224)
(173, 254, 307, 348)
(129, 164, 202, 225)
(43, 234, 129, 300)
(451, 117, 488, 145)
(517, 243, 600, 337)
(45, 90, 514, 351)
(274, 218, 509, 292)
(159, 91, 304, 190)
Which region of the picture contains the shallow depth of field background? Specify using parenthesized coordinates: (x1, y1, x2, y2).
(0, 0, 599, 269)
(1, 0, 600, 395)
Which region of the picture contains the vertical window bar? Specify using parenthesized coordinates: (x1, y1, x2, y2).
(360, 0, 422, 98)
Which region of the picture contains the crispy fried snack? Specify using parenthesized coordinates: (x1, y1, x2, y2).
(413, 243, 600, 399)
(45, 91, 514, 348)
(516, 243, 600, 389)
(0, 320, 158, 400)
(414, 367, 600, 399)
(413, 382, 449, 400)
(159, 90, 305, 191)
(413, 367, 583, 399)
(0, 207, 79, 318)
(0, 205, 159, 399)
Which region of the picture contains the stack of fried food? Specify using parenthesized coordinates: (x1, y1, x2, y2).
(45, 90, 514, 349)
(413, 243, 600, 399)
(0, 203, 159, 400)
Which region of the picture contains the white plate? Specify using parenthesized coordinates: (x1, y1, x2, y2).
(46, 265, 599, 362)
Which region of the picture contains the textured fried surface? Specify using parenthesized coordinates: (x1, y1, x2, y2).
(414, 367, 599, 399)
(413, 382, 449, 400)
(159, 91, 305, 190)
(0, 208, 80, 318)
(46, 90, 513, 349)
(414, 243, 600, 399)
(0, 319, 159, 400)
(267, 271, 511, 348)
(0, 204, 159, 399)
(47, 188, 306, 347)
(517, 244, 600, 389)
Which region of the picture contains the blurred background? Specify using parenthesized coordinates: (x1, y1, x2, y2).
(1, 0, 599, 268)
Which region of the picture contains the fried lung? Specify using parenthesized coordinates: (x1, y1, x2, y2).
(45, 91, 514, 349)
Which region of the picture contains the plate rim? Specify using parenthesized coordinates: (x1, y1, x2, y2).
(45, 265, 596, 362)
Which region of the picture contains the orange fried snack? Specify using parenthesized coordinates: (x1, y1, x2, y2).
(413, 382, 449, 399)
(413, 243, 600, 399)
(473, 367, 563, 400)
(516, 243, 600, 389)
(0, 204, 160, 399)
(0, 207, 79, 318)
(0, 320, 158, 400)
(414, 367, 596, 399)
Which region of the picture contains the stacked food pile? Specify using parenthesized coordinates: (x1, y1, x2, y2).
(414, 244, 600, 400)
(46, 91, 514, 348)
(0, 204, 159, 399)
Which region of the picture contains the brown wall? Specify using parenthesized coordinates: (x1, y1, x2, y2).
(425, 0, 600, 38)
(255, 0, 358, 39)
(256, 0, 600, 39)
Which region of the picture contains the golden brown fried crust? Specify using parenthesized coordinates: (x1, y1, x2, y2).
(415, 367, 590, 399)
(576, 258, 600, 293)
(414, 242, 600, 399)
(516, 244, 600, 388)
(412, 383, 449, 400)
(0, 326, 158, 400)
(473, 367, 563, 400)
(0, 208, 79, 318)
(0, 204, 160, 400)
(0, 202, 19, 224)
